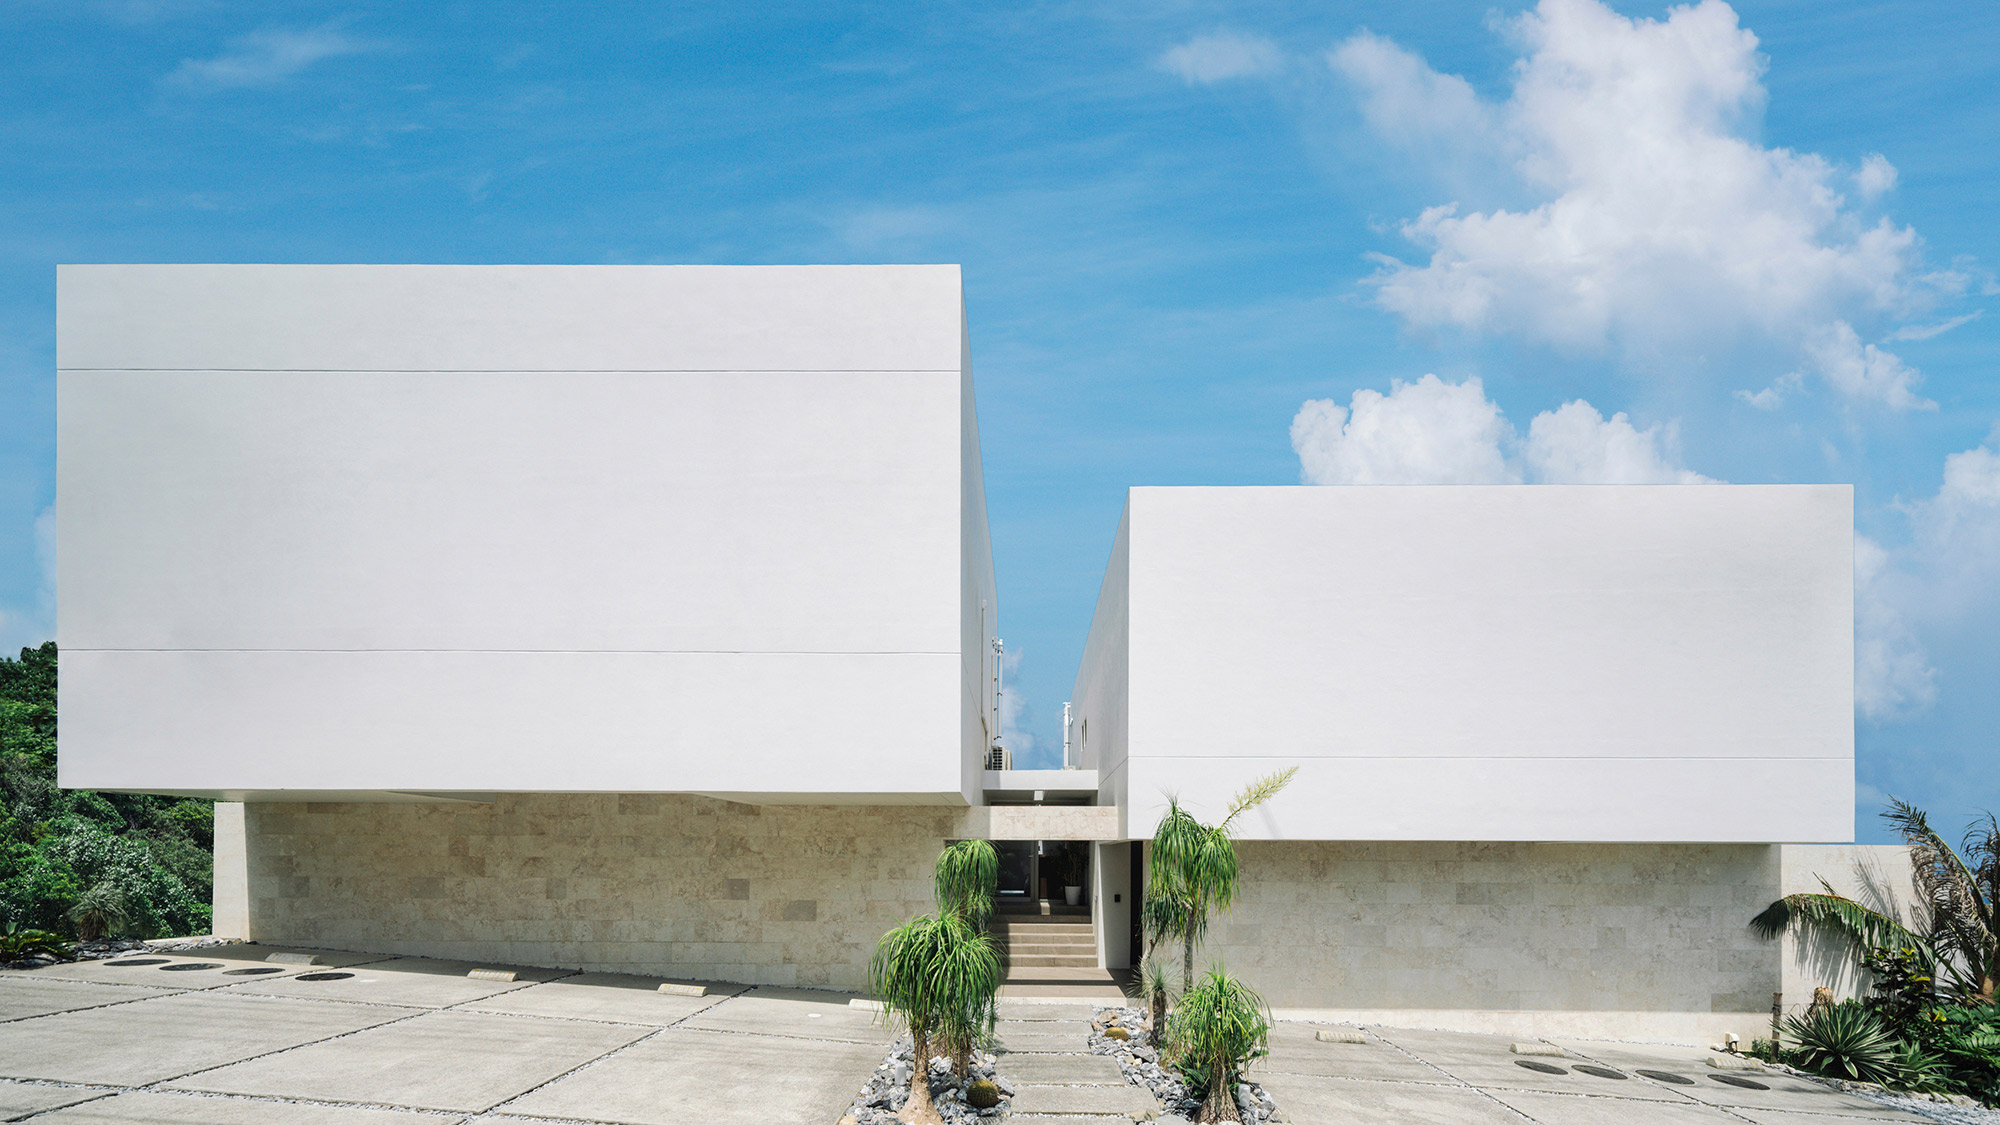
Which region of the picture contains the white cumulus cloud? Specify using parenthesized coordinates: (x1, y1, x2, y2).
(1158, 32, 1282, 85)
(1336, 0, 1964, 411)
(1290, 375, 1714, 485)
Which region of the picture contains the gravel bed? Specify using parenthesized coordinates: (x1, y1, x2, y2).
(1089, 1005, 1280, 1124)
(841, 1035, 1013, 1124)
(1759, 1063, 1999, 1124)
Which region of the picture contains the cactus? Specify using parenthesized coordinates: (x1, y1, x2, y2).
(963, 1079, 1002, 1109)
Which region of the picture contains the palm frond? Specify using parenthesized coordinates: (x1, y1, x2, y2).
(1750, 892, 1921, 950)
(935, 839, 999, 930)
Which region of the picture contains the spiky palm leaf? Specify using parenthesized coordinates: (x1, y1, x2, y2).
(1884, 799, 1998, 1003)
(870, 911, 1002, 1123)
(1148, 770, 1297, 993)
(1749, 890, 1923, 950)
(934, 839, 999, 931)
(1168, 969, 1272, 1123)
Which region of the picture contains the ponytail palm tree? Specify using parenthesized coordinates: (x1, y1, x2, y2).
(1168, 969, 1272, 1123)
(870, 911, 1002, 1124)
(935, 839, 998, 932)
(1145, 768, 1297, 993)
(1752, 799, 1998, 1006)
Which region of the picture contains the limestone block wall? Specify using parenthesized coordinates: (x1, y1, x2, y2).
(242, 794, 959, 991)
(1208, 841, 1796, 1044)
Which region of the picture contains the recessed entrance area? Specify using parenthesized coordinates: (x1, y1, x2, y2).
(994, 840, 1091, 911)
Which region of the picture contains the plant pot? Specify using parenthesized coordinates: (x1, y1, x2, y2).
(1064, 885, 1083, 907)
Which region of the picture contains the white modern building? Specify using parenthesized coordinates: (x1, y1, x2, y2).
(57, 264, 1898, 1042)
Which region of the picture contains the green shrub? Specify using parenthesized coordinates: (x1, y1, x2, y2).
(1863, 944, 1940, 1033)
(0, 921, 71, 960)
(1784, 1001, 1907, 1086)
(1909, 1005, 2000, 1106)
(1167, 969, 1271, 1123)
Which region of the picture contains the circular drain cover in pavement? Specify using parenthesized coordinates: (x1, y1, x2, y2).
(295, 971, 354, 981)
(106, 958, 168, 966)
(1637, 1070, 1695, 1085)
(1515, 1060, 1568, 1075)
(1709, 1074, 1769, 1090)
(1574, 1065, 1628, 1080)
(159, 962, 223, 971)
(222, 966, 284, 976)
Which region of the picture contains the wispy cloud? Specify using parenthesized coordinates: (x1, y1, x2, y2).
(164, 22, 380, 92)
(1886, 311, 1981, 342)
(1157, 32, 1281, 86)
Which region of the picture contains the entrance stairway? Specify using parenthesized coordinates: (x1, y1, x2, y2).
(992, 906, 1130, 1000)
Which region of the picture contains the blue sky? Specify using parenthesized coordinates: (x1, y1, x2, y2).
(4, 1, 1995, 841)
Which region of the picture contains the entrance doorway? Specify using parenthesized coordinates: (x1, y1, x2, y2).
(993, 841, 1091, 911)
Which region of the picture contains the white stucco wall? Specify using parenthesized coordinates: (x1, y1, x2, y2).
(58, 265, 993, 802)
(1075, 485, 1854, 843)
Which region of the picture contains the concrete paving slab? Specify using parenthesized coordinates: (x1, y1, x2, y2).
(1487, 1088, 1757, 1124)
(455, 973, 736, 1026)
(1736, 1096, 1936, 1112)
(994, 1033, 1093, 1054)
(0, 975, 181, 1022)
(1369, 1025, 1685, 1101)
(1255, 1023, 1455, 1085)
(31, 1090, 467, 1124)
(1256, 1074, 1526, 1125)
(499, 1026, 881, 1125)
(1673, 1072, 1927, 1118)
(996, 1001, 1100, 1021)
(1008, 1082, 1156, 1116)
(0, 991, 407, 1087)
(996, 1052, 1127, 1085)
(217, 957, 565, 1010)
(677, 987, 891, 1045)
(167, 1008, 646, 1113)
(0, 1080, 112, 1119)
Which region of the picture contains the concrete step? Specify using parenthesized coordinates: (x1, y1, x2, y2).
(1007, 954, 1099, 968)
(993, 922, 1093, 936)
(1004, 941, 1096, 955)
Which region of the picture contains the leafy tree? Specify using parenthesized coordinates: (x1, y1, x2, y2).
(1751, 799, 1997, 1005)
(1144, 768, 1297, 993)
(0, 644, 213, 940)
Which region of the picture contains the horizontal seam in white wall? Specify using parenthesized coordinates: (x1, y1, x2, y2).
(65, 648, 961, 655)
(1129, 754, 1850, 760)
(57, 367, 965, 374)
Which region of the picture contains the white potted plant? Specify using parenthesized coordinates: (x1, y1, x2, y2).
(1062, 849, 1085, 907)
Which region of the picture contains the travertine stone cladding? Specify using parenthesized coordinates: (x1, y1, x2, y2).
(1214, 841, 1782, 1030)
(243, 794, 956, 990)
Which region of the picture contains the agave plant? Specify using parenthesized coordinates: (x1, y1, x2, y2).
(869, 911, 1002, 1124)
(934, 839, 998, 933)
(1145, 768, 1297, 993)
(1751, 799, 1998, 1006)
(1167, 969, 1271, 1123)
(1783, 1001, 1907, 1085)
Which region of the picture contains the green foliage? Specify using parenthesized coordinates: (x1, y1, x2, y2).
(869, 910, 1002, 1119)
(1864, 943, 1941, 1033)
(1167, 969, 1271, 1123)
(1784, 1001, 1907, 1086)
(1145, 768, 1297, 992)
(1751, 798, 2000, 1005)
(0, 644, 214, 940)
(0, 921, 71, 961)
(934, 839, 998, 931)
(1908, 1005, 2000, 1106)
